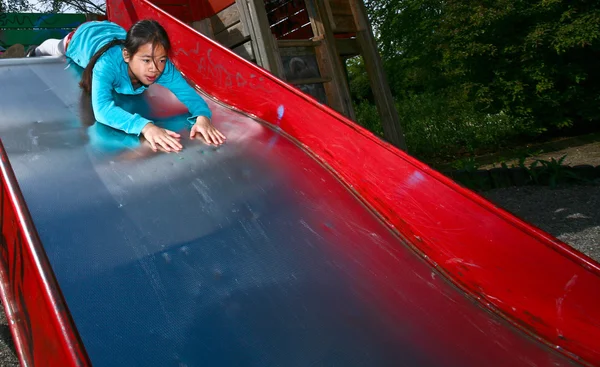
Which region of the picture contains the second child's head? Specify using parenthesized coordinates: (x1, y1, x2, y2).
(122, 19, 171, 86)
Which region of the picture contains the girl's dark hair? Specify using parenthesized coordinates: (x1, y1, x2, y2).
(79, 19, 171, 94)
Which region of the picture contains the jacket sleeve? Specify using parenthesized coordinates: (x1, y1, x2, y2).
(157, 60, 212, 125)
(91, 58, 151, 136)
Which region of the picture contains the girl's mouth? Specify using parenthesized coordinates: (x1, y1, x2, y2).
(146, 76, 156, 82)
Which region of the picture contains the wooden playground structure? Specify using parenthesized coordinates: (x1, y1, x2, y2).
(174, 0, 406, 149)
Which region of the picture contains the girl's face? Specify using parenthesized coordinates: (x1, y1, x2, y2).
(123, 42, 167, 87)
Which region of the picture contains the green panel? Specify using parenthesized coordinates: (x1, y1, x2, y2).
(0, 29, 73, 47)
(0, 13, 86, 29)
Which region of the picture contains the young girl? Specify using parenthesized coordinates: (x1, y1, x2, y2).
(30, 19, 225, 152)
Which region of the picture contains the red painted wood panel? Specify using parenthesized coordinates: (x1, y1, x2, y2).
(155, 4, 192, 23)
(279, 24, 313, 40)
(270, 8, 311, 39)
(266, 0, 313, 39)
(266, 0, 306, 23)
(150, 0, 236, 21)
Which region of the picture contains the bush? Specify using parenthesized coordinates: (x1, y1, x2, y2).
(354, 90, 537, 161)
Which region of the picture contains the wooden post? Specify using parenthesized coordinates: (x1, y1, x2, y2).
(305, 0, 356, 120)
(191, 19, 214, 39)
(348, 0, 407, 150)
(238, 0, 284, 77)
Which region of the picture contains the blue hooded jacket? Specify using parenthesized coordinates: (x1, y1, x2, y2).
(66, 20, 212, 136)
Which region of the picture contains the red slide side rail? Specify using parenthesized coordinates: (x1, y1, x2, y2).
(0, 141, 90, 366)
(109, 0, 600, 365)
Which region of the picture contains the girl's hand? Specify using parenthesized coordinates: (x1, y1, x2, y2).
(190, 116, 226, 146)
(141, 123, 182, 152)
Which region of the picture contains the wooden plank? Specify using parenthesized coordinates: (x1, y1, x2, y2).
(278, 39, 321, 48)
(214, 21, 250, 48)
(335, 37, 359, 57)
(289, 76, 331, 85)
(331, 14, 356, 33)
(348, 0, 406, 149)
(191, 19, 215, 39)
(242, 0, 284, 77)
(281, 53, 321, 80)
(211, 3, 242, 34)
(0, 29, 71, 47)
(232, 40, 255, 60)
(328, 0, 353, 15)
(0, 13, 86, 29)
(278, 45, 316, 57)
(278, 24, 313, 40)
(305, 0, 355, 119)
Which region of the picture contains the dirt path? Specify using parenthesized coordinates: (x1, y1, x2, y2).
(481, 141, 600, 169)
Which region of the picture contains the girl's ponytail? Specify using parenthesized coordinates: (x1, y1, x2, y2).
(79, 38, 125, 94)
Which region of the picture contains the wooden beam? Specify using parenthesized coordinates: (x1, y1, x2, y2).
(214, 21, 250, 48)
(348, 0, 407, 150)
(238, 0, 284, 77)
(331, 14, 357, 33)
(232, 40, 256, 61)
(191, 19, 215, 39)
(211, 4, 243, 35)
(278, 45, 317, 58)
(277, 39, 323, 48)
(289, 77, 332, 85)
(328, 0, 353, 16)
(305, 0, 356, 120)
(335, 38, 359, 57)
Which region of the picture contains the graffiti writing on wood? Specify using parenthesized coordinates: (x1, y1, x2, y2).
(174, 45, 272, 94)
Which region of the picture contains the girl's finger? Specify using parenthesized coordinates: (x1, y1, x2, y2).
(149, 138, 157, 152)
(157, 137, 172, 152)
(166, 129, 181, 139)
(206, 130, 218, 145)
(216, 129, 226, 140)
(200, 130, 213, 145)
(212, 130, 224, 145)
(208, 129, 221, 145)
(164, 134, 183, 150)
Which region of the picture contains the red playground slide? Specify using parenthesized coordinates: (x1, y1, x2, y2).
(0, 0, 597, 366)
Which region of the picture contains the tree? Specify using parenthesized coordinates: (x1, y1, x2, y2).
(0, 0, 104, 15)
(354, 0, 600, 159)
(1, 0, 32, 13)
(33, 0, 105, 14)
(437, 0, 600, 131)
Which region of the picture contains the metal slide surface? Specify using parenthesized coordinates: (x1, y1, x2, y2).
(0, 55, 586, 366)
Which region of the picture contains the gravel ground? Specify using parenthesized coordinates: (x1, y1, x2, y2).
(484, 185, 600, 262)
(0, 185, 597, 366)
(0, 302, 18, 366)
